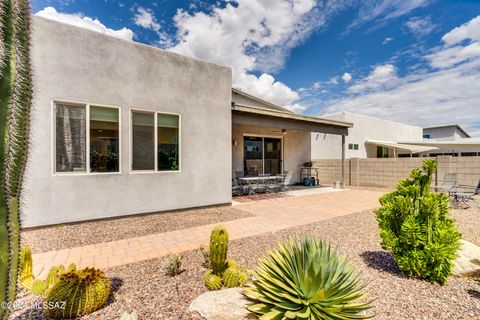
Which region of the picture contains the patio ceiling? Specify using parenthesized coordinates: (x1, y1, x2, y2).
(232, 103, 352, 135)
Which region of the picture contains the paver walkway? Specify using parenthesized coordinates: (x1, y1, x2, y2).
(32, 189, 383, 277)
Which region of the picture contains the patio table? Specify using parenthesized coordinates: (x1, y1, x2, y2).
(238, 176, 282, 194)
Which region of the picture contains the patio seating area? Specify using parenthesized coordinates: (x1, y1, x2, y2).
(434, 172, 480, 209)
(232, 171, 290, 196)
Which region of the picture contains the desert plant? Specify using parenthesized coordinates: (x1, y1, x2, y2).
(0, 0, 33, 318)
(375, 159, 462, 284)
(203, 270, 222, 291)
(45, 267, 111, 319)
(244, 236, 371, 320)
(19, 246, 76, 296)
(303, 160, 313, 167)
(199, 244, 210, 268)
(209, 225, 228, 275)
(165, 254, 182, 276)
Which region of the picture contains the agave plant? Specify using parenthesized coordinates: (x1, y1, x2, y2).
(244, 236, 371, 320)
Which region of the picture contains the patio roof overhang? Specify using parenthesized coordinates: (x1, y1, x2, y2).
(366, 139, 439, 154)
(232, 103, 352, 135)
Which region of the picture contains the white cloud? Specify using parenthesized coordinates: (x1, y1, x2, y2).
(427, 16, 480, 69)
(134, 7, 161, 32)
(442, 16, 480, 45)
(36, 7, 134, 41)
(405, 16, 436, 37)
(133, 7, 172, 47)
(167, 0, 350, 107)
(348, 0, 433, 30)
(322, 16, 480, 137)
(342, 72, 352, 82)
(329, 77, 339, 85)
(382, 37, 394, 44)
(348, 64, 397, 92)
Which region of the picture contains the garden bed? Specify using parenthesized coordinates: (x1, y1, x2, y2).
(22, 206, 254, 253)
(12, 206, 480, 319)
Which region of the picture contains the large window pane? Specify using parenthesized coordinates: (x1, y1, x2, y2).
(55, 103, 86, 172)
(157, 114, 179, 171)
(244, 136, 263, 176)
(90, 106, 119, 172)
(132, 112, 155, 170)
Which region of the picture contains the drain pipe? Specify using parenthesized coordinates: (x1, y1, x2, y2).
(341, 134, 346, 189)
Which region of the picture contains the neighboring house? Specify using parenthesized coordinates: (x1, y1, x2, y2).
(401, 125, 480, 157)
(311, 112, 431, 159)
(24, 17, 352, 227)
(423, 125, 471, 140)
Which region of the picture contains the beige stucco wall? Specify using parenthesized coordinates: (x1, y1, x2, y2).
(232, 125, 311, 184)
(23, 17, 232, 227)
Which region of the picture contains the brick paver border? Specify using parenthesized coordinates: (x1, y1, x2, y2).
(32, 189, 383, 277)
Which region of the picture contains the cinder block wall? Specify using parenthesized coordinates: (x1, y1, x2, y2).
(313, 156, 480, 188)
(437, 156, 480, 187)
(312, 159, 350, 185)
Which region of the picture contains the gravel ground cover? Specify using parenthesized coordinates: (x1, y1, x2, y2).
(12, 206, 480, 319)
(22, 206, 254, 253)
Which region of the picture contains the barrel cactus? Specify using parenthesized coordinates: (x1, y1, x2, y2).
(209, 225, 228, 275)
(0, 0, 33, 318)
(203, 270, 222, 291)
(45, 267, 111, 319)
(223, 267, 240, 288)
(19, 245, 76, 296)
(244, 236, 371, 319)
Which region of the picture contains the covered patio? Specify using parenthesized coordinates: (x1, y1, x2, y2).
(231, 89, 352, 190)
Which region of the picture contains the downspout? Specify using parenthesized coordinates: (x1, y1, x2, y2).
(341, 134, 346, 189)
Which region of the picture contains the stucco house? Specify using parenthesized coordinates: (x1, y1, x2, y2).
(312, 112, 480, 159)
(311, 112, 435, 159)
(401, 125, 480, 157)
(23, 16, 351, 227)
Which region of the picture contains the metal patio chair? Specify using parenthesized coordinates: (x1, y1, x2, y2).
(449, 182, 480, 209)
(432, 172, 457, 194)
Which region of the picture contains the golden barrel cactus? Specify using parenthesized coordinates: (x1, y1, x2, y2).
(45, 267, 111, 319)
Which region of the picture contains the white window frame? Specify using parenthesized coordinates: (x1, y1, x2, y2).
(129, 108, 181, 174)
(52, 100, 121, 176)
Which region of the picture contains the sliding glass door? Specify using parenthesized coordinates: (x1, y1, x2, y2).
(243, 136, 282, 176)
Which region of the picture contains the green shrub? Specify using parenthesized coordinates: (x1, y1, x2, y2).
(244, 236, 371, 319)
(45, 267, 110, 319)
(165, 254, 182, 276)
(375, 159, 461, 284)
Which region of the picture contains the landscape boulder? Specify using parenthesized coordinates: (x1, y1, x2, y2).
(189, 288, 252, 320)
(453, 240, 480, 277)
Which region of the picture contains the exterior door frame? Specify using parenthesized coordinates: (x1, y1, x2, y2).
(243, 133, 284, 174)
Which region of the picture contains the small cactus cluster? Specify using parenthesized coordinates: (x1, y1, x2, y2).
(20, 246, 76, 296)
(203, 226, 250, 290)
(45, 267, 111, 319)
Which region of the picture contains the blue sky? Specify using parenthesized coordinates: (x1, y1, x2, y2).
(32, 0, 480, 136)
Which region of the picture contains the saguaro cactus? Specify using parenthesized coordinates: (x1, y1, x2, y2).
(209, 225, 228, 275)
(0, 0, 33, 318)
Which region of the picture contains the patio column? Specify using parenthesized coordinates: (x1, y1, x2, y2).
(341, 134, 346, 189)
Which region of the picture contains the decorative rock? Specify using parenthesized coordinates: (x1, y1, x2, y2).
(120, 310, 138, 320)
(189, 288, 251, 320)
(453, 240, 480, 277)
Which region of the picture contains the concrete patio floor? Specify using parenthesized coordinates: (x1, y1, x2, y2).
(31, 189, 383, 277)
